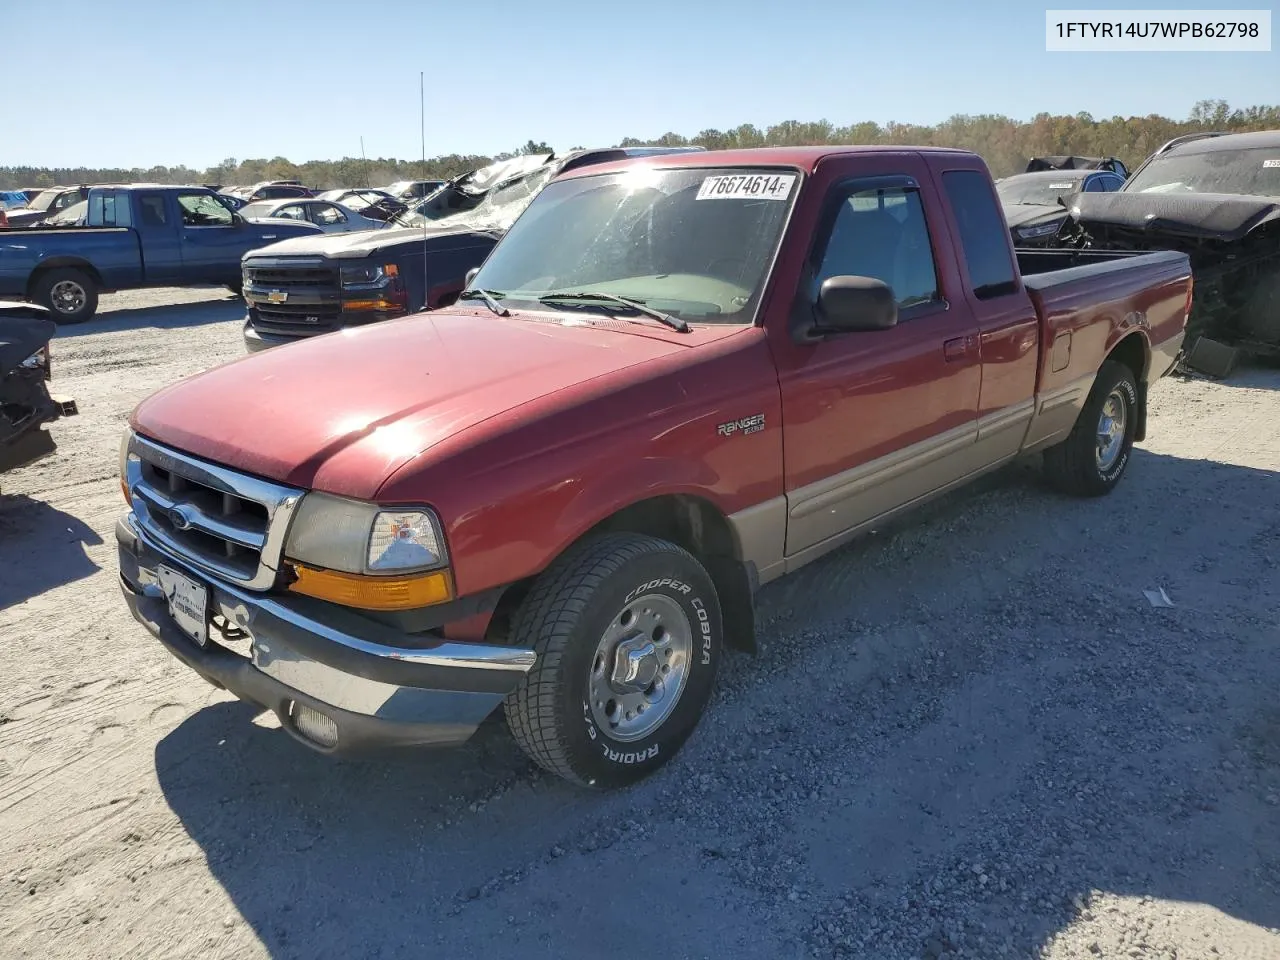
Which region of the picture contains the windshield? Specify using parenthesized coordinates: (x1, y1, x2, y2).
(996, 176, 1084, 206)
(1124, 145, 1280, 197)
(468, 166, 799, 326)
(26, 189, 61, 212)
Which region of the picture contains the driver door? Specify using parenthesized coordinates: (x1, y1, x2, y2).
(770, 155, 982, 558)
(176, 191, 247, 283)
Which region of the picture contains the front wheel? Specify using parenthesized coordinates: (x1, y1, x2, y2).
(33, 267, 98, 323)
(503, 533, 723, 788)
(1043, 359, 1139, 496)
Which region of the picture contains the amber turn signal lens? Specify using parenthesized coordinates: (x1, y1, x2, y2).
(286, 563, 453, 610)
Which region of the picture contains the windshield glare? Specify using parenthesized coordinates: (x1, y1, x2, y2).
(240, 202, 274, 218)
(469, 166, 799, 326)
(1125, 145, 1280, 197)
(996, 177, 1083, 206)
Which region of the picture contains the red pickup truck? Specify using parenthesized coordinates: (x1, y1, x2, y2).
(116, 146, 1192, 788)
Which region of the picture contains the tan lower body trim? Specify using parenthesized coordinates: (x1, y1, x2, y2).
(728, 401, 1035, 581)
(1020, 373, 1096, 455)
(1149, 330, 1185, 381)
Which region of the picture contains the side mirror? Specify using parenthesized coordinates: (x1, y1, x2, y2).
(464, 266, 480, 287)
(816, 276, 898, 332)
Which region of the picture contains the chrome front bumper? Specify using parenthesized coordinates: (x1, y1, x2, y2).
(116, 515, 535, 755)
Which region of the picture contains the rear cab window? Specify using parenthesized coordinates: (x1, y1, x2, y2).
(941, 170, 1019, 299)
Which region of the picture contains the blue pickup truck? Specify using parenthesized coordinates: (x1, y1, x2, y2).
(0, 185, 322, 323)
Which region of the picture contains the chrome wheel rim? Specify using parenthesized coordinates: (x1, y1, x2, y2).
(1096, 388, 1128, 472)
(50, 279, 86, 314)
(588, 593, 692, 743)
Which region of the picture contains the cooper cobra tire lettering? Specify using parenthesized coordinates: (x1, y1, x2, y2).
(625, 578, 692, 603)
(692, 597, 712, 665)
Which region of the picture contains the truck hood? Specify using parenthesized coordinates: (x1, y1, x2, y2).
(130, 309, 689, 499)
(244, 223, 496, 260)
(1003, 203, 1069, 230)
(1070, 191, 1280, 242)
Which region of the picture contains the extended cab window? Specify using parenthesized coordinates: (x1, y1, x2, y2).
(177, 193, 234, 227)
(812, 186, 939, 310)
(942, 170, 1018, 299)
(89, 191, 132, 227)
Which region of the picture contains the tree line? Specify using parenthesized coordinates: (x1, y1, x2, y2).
(3, 100, 1275, 192)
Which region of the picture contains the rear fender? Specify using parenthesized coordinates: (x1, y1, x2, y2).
(25, 257, 105, 296)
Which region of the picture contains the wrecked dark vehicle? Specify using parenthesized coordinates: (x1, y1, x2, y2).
(996, 167, 1125, 246)
(1063, 130, 1280, 373)
(0, 302, 78, 483)
(1025, 155, 1130, 178)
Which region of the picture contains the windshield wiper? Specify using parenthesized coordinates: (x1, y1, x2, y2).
(537, 292, 690, 333)
(458, 288, 510, 317)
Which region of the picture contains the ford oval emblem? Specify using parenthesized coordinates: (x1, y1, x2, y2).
(169, 506, 195, 531)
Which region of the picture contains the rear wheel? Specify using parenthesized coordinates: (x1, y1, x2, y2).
(1043, 359, 1138, 496)
(33, 267, 98, 323)
(503, 533, 723, 788)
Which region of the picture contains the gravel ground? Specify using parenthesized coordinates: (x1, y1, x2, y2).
(1, 287, 1278, 959)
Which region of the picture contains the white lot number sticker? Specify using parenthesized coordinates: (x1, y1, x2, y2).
(697, 173, 796, 201)
(1049, 182, 1075, 189)
(1263, 159, 1280, 168)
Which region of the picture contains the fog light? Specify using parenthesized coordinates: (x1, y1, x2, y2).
(290, 702, 338, 748)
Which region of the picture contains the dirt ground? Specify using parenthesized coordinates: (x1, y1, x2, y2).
(1, 287, 1278, 960)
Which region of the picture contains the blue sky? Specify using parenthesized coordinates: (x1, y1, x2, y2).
(3, 0, 1276, 169)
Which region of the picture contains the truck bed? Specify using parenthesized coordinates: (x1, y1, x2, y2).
(1019, 247, 1192, 432)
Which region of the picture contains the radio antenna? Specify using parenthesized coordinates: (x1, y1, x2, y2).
(421, 70, 429, 304)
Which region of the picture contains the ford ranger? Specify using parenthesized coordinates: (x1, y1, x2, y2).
(116, 146, 1192, 789)
(0, 185, 322, 323)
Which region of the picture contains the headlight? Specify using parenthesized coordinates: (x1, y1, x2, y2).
(119, 427, 136, 504)
(340, 263, 390, 287)
(283, 493, 452, 610)
(1017, 219, 1065, 240)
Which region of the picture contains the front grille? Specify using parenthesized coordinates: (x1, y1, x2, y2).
(244, 263, 340, 289)
(125, 433, 303, 590)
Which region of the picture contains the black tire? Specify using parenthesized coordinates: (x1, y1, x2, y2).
(1043, 359, 1138, 497)
(503, 532, 723, 788)
(33, 267, 98, 323)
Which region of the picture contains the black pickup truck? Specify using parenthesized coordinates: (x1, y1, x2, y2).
(239, 146, 703, 351)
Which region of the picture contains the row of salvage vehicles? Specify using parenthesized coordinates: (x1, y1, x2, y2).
(996, 131, 1280, 376)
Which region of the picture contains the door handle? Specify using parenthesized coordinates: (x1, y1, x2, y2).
(944, 334, 977, 362)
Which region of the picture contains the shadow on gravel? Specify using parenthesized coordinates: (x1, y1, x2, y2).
(52, 294, 245, 339)
(154, 448, 1280, 959)
(0, 494, 101, 608)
